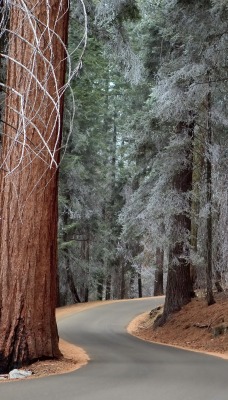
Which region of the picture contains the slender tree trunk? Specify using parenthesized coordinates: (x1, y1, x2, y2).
(105, 275, 111, 300)
(102, 77, 112, 301)
(104, 105, 117, 300)
(138, 270, 142, 298)
(0, 0, 69, 372)
(205, 76, 215, 306)
(66, 259, 81, 304)
(84, 235, 90, 302)
(62, 211, 81, 304)
(190, 128, 204, 294)
(214, 270, 223, 293)
(80, 231, 90, 302)
(84, 288, 89, 303)
(80, 234, 90, 302)
(97, 277, 104, 300)
(154, 248, 164, 296)
(120, 264, 126, 299)
(129, 270, 135, 298)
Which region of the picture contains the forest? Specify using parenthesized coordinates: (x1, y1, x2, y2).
(58, 0, 228, 319)
(0, 0, 228, 373)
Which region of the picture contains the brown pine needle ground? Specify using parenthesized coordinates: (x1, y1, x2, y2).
(128, 293, 228, 359)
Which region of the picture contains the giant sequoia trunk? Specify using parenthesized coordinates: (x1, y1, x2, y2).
(0, 1, 69, 372)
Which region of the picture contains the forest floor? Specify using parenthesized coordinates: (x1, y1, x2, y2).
(128, 292, 228, 359)
(0, 301, 106, 382)
(2, 293, 228, 382)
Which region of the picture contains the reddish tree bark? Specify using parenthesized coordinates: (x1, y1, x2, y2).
(0, 0, 69, 372)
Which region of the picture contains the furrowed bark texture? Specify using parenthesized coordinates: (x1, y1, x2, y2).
(0, 0, 69, 372)
(155, 122, 194, 327)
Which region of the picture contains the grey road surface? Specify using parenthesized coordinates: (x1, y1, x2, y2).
(1, 298, 228, 400)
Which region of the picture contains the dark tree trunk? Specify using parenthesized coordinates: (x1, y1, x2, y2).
(97, 277, 104, 300)
(120, 265, 126, 299)
(62, 212, 81, 304)
(138, 271, 142, 298)
(205, 78, 215, 306)
(129, 270, 135, 298)
(155, 121, 194, 327)
(66, 260, 81, 304)
(214, 270, 223, 293)
(84, 288, 89, 303)
(154, 248, 164, 296)
(155, 245, 192, 327)
(80, 234, 90, 302)
(0, 0, 69, 372)
(190, 128, 204, 295)
(105, 275, 111, 300)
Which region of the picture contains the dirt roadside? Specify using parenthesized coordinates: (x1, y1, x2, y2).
(2, 294, 228, 382)
(1, 298, 149, 381)
(1, 301, 106, 382)
(128, 293, 228, 360)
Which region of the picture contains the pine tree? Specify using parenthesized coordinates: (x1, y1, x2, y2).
(58, 11, 132, 302)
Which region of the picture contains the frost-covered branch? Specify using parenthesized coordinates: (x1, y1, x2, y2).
(0, 0, 88, 174)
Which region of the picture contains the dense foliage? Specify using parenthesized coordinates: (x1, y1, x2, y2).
(58, 0, 228, 314)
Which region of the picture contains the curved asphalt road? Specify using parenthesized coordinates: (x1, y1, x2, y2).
(1, 298, 228, 400)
